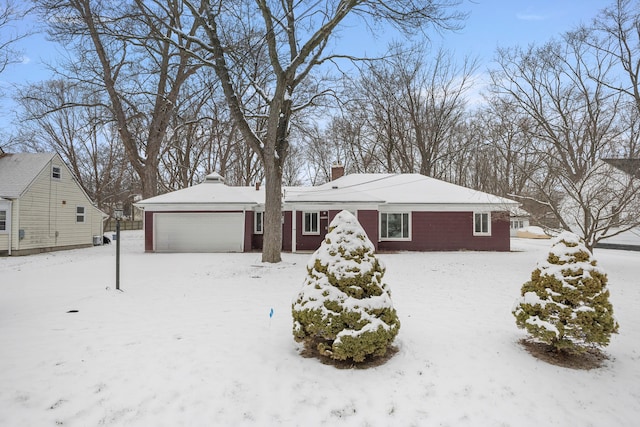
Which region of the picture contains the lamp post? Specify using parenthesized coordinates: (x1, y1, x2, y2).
(115, 202, 123, 291)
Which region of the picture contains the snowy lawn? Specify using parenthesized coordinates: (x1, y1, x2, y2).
(1, 231, 639, 426)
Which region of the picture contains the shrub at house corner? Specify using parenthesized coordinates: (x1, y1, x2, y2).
(292, 210, 400, 363)
(513, 231, 619, 354)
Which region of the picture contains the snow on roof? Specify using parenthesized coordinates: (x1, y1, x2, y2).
(137, 178, 263, 206)
(0, 152, 56, 198)
(204, 172, 225, 182)
(287, 173, 517, 206)
(136, 173, 518, 209)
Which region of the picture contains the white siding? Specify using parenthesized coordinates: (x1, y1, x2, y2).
(13, 155, 104, 252)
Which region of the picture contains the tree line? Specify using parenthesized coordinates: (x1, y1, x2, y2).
(1, 0, 640, 257)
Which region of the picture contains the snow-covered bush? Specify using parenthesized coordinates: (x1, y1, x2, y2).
(512, 231, 619, 353)
(292, 210, 400, 363)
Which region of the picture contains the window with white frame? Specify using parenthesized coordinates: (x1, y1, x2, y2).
(510, 220, 523, 230)
(52, 165, 61, 179)
(0, 210, 6, 231)
(76, 206, 85, 223)
(380, 212, 410, 239)
(254, 211, 264, 234)
(303, 211, 319, 235)
(474, 212, 491, 236)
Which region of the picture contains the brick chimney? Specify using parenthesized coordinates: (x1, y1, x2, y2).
(331, 164, 344, 181)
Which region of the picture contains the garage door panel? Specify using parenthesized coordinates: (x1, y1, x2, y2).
(154, 212, 244, 252)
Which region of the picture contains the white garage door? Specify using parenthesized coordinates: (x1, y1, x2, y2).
(154, 212, 245, 253)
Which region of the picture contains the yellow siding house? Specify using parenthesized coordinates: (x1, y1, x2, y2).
(0, 150, 106, 256)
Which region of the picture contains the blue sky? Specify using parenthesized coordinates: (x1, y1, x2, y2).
(448, 0, 606, 64)
(0, 0, 609, 135)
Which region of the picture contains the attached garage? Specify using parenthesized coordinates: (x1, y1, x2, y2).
(136, 171, 518, 254)
(135, 172, 261, 253)
(154, 212, 245, 253)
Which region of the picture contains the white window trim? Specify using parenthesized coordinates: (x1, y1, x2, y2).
(76, 206, 86, 223)
(474, 212, 491, 236)
(52, 165, 61, 180)
(380, 212, 411, 241)
(302, 211, 320, 235)
(254, 211, 264, 234)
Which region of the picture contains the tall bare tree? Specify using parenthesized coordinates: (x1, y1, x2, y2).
(137, 0, 464, 262)
(0, 0, 30, 77)
(15, 79, 129, 211)
(34, 0, 202, 199)
(490, 34, 640, 250)
(471, 97, 541, 198)
(327, 45, 477, 180)
(399, 47, 479, 177)
(588, 0, 640, 113)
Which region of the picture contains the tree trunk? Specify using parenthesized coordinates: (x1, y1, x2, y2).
(262, 154, 283, 263)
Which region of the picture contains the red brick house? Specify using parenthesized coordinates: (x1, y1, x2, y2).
(135, 171, 518, 253)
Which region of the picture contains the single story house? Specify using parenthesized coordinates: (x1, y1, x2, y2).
(0, 150, 106, 256)
(135, 170, 519, 253)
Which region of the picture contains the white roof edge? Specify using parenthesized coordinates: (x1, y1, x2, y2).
(134, 203, 258, 211)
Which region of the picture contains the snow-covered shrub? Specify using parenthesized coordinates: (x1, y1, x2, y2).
(512, 231, 619, 353)
(292, 210, 400, 363)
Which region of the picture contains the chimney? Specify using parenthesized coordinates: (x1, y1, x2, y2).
(331, 164, 344, 181)
(255, 181, 261, 191)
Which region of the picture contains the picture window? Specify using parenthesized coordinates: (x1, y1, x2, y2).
(380, 213, 410, 239)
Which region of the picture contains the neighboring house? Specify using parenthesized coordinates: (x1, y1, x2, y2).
(557, 158, 640, 250)
(0, 151, 106, 256)
(594, 158, 640, 251)
(135, 170, 519, 253)
(509, 207, 531, 237)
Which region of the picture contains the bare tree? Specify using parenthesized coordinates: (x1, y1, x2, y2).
(470, 97, 541, 197)
(490, 34, 640, 250)
(34, 0, 202, 199)
(327, 45, 477, 181)
(399, 47, 479, 177)
(137, 0, 465, 262)
(588, 0, 640, 113)
(15, 79, 129, 210)
(0, 0, 30, 77)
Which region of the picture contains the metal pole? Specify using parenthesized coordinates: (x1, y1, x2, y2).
(116, 218, 120, 291)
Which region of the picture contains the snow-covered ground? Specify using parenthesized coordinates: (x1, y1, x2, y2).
(1, 231, 638, 426)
